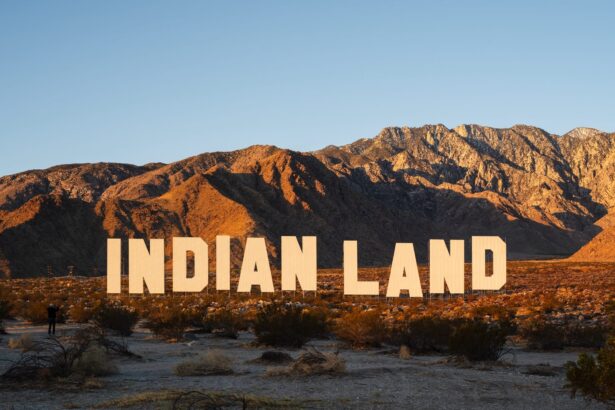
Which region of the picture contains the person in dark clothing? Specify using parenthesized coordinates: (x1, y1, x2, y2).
(47, 304, 60, 335)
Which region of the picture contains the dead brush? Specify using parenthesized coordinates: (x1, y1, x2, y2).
(1, 326, 137, 382)
(174, 350, 234, 376)
(266, 347, 345, 376)
(8, 333, 35, 351)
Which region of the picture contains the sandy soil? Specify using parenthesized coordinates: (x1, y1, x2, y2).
(0, 320, 607, 410)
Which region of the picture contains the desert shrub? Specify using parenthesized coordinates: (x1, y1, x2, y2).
(206, 309, 245, 339)
(2, 327, 121, 381)
(449, 320, 508, 361)
(389, 316, 460, 353)
(254, 302, 328, 348)
(93, 301, 139, 337)
(68, 301, 99, 324)
(335, 309, 385, 349)
(144, 305, 193, 341)
(565, 337, 615, 404)
(8, 333, 34, 351)
(72, 345, 118, 376)
(0, 298, 11, 334)
(518, 317, 564, 350)
(266, 347, 345, 376)
(565, 323, 608, 348)
(21, 301, 65, 324)
(251, 351, 293, 364)
(174, 350, 233, 376)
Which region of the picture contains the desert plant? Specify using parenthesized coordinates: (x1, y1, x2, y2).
(174, 350, 233, 376)
(266, 347, 345, 376)
(449, 320, 508, 361)
(254, 302, 328, 348)
(335, 309, 385, 349)
(2, 326, 133, 382)
(389, 316, 460, 353)
(8, 333, 34, 351)
(72, 345, 118, 376)
(565, 337, 615, 404)
(565, 323, 608, 348)
(21, 301, 65, 324)
(0, 298, 12, 334)
(144, 305, 193, 341)
(518, 316, 564, 350)
(93, 301, 139, 336)
(206, 309, 245, 339)
(68, 301, 99, 323)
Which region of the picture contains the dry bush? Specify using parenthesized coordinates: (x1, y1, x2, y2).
(266, 348, 345, 376)
(517, 316, 565, 350)
(0, 297, 12, 334)
(20, 301, 56, 324)
(93, 301, 139, 337)
(389, 316, 460, 353)
(174, 350, 233, 376)
(68, 301, 99, 323)
(449, 320, 509, 361)
(144, 305, 193, 341)
(206, 309, 245, 339)
(8, 333, 34, 351)
(565, 323, 608, 348)
(2, 326, 133, 382)
(254, 302, 328, 348)
(518, 316, 606, 350)
(72, 345, 118, 376)
(566, 337, 615, 404)
(335, 309, 385, 349)
(250, 351, 293, 364)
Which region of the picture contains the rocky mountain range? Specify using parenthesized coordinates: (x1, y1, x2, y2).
(1, 124, 614, 278)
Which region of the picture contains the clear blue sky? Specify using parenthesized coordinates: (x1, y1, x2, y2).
(1, 1, 614, 176)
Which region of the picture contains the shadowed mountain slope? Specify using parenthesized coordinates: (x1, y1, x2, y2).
(0, 125, 614, 277)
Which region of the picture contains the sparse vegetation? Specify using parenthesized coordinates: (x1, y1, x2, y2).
(72, 345, 118, 376)
(389, 316, 459, 353)
(8, 333, 34, 351)
(93, 301, 139, 336)
(206, 308, 245, 339)
(449, 320, 509, 361)
(266, 347, 345, 376)
(518, 316, 565, 350)
(254, 302, 328, 347)
(565, 337, 615, 404)
(0, 297, 11, 334)
(174, 350, 234, 376)
(1, 326, 135, 382)
(144, 305, 194, 341)
(335, 309, 385, 349)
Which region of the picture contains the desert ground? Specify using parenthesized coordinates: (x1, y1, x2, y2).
(0, 261, 613, 409)
(0, 320, 607, 410)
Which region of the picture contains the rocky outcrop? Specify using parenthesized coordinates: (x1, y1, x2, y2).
(0, 124, 613, 277)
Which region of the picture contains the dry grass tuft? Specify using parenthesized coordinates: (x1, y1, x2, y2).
(72, 345, 118, 376)
(174, 350, 234, 376)
(8, 333, 34, 351)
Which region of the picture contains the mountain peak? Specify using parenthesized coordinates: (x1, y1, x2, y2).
(563, 127, 606, 139)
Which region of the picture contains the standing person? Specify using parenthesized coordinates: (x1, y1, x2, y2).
(47, 304, 60, 335)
